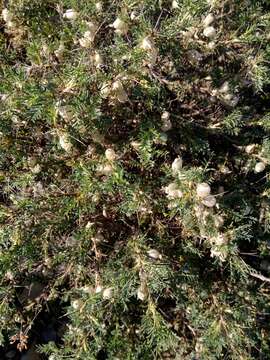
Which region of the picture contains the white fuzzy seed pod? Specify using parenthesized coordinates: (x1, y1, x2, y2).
(219, 81, 230, 94)
(140, 37, 158, 64)
(222, 93, 239, 107)
(171, 0, 179, 9)
(31, 164, 41, 174)
(202, 195, 216, 208)
(112, 18, 128, 35)
(141, 37, 155, 51)
(245, 144, 256, 154)
(2, 8, 12, 22)
(6, 20, 15, 28)
(161, 111, 170, 121)
(5, 271, 14, 281)
(55, 43, 65, 60)
(97, 164, 113, 176)
(207, 41, 216, 50)
(92, 194, 100, 203)
(95, 2, 103, 12)
(214, 233, 228, 246)
(161, 119, 172, 132)
(95, 285, 103, 293)
(112, 80, 128, 102)
(161, 111, 172, 131)
(214, 215, 224, 228)
(105, 148, 117, 161)
(137, 285, 148, 301)
(147, 249, 162, 259)
(130, 11, 138, 20)
(210, 247, 227, 262)
(203, 26, 216, 39)
(165, 182, 178, 194)
(72, 299, 83, 310)
(79, 23, 97, 48)
(84, 30, 95, 41)
(159, 133, 168, 144)
(100, 82, 111, 98)
(131, 140, 141, 150)
(79, 37, 92, 48)
(81, 286, 93, 294)
(63, 9, 78, 20)
(254, 162, 265, 173)
(172, 157, 183, 174)
(102, 287, 113, 300)
(203, 13, 214, 27)
(86, 21, 97, 33)
(59, 133, 72, 152)
(196, 183, 211, 198)
(194, 203, 205, 218)
(58, 106, 72, 121)
(165, 183, 183, 199)
(93, 51, 103, 68)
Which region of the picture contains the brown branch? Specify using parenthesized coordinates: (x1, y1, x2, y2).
(250, 272, 270, 284)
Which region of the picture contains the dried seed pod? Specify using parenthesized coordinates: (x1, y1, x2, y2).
(79, 37, 92, 48)
(210, 247, 227, 261)
(92, 233, 104, 243)
(203, 13, 214, 27)
(102, 287, 113, 300)
(196, 183, 211, 198)
(111, 80, 128, 102)
(31, 164, 41, 174)
(141, 36, 155, 51)
(161, 111, 170, 121)
(95, 2, 103, 12)
(55, 43, 65, 60)
(221, 93, 239, 107)
(100, 82, 111, 98)
(95, 285, 103, 293)
(172, 0, 179, 9)
(81, 286, 93, 294)
(79, 23, 97, 48)
(93, 51, 103, 68)
(171, 157, 183, 174)
(140, 36, 158, 64)
(2, 8, 12, 22)
(137, 284, 148, 301)
(165, 183, 183, 199)
(254, 162, 265, 173)
(203, 26, 216, 39)
(105, 148, 117, 161)
(161, 111, 172, 131)
(59, 132, 72, 152)
(63, 9, 78, 20)
(131, 140, 141, 150)
(194, 203, 205, 218)
(202, 195, 216, 208)
(97, 164, 113, 176)
(214, 215, 224, 228)
(147, 249, 162, 259)
(214, 233, 228, 246)
(245, 144, 256, 154)
(130, 11, 138, 20)
(112, 18, 128, 35)
(72, 299, 83, 310)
